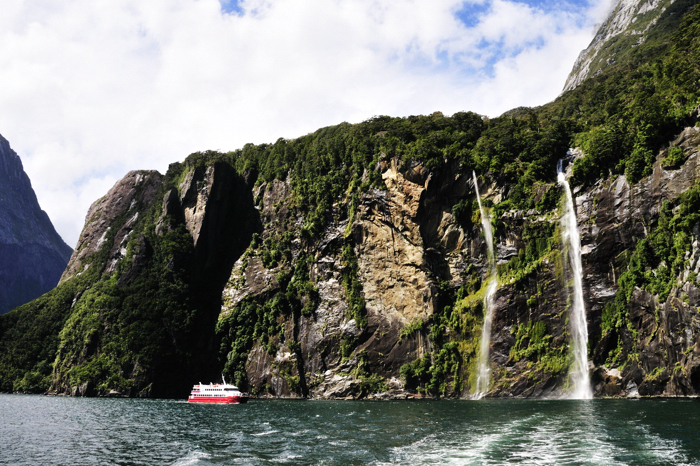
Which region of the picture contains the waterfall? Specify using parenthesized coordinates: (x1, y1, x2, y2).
(557, 158, 592, 400)
(473, 171, 497, 399)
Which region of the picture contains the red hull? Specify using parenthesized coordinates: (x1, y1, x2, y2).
(188, 381, 248, 403)
(187, 396, 248, 404)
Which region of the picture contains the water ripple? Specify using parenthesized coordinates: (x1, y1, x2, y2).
(2, 396, 700, 465)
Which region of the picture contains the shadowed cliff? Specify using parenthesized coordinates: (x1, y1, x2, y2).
(0, 134, 72, 315)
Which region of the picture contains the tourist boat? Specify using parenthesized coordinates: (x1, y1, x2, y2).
(187, 378, 249, 404)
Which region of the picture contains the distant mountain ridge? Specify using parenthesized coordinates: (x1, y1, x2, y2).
(0, 134, 73, 314)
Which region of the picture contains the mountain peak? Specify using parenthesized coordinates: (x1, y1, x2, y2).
(564, 0, 686, 92)
(0, 133, 73, 314)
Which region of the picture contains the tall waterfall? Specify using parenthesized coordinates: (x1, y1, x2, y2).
(557, 158, 592, 400)
(473, 172, 498, 399)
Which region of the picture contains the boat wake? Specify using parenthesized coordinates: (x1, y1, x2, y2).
(384, 401, 691, 465)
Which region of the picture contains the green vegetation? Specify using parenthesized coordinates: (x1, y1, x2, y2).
(497, 222, 557, 286)
(340, 244, 367, 328)
(600, 180, 700, 365)
(554, 1, 700, 186)
(216, 255, 319, 392)
(354, 350, 388, 396)
(0, 280, 80, 392)
(0, 163, 211, 395)
(661, 146, 687, 168)
(510, 321, 550, 361)
(399, 279, 485, 397)
(510, 321, 569, 377)
(398, 318, 425, 343)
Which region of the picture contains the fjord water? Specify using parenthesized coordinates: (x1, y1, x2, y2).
(473, 171, 498, 399)
(557, 159, 592, 400)
(3, 395, 700, 465)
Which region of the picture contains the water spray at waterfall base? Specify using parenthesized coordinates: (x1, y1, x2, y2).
(473, 172, 498, 399)
(557, 157, 592, 400)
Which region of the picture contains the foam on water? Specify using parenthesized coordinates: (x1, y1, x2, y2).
(386, 400, 693, 465)
(251, 430, 280, 437)
(171, 450, 213, 466)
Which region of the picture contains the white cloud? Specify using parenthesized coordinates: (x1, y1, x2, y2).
(0, 0, 614, 247)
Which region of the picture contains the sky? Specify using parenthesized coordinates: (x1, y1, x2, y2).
(0, 0, 616, 248)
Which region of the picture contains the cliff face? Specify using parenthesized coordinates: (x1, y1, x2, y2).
(219, 161, 446, 398)
(42, 162, 260, 398)
(0, 134, 72, 315)
(11, 124, 699, 398)
(583, 126, 700, 396)
(563, 0, 686, 92)
(59, 171, 163, 284)
(215, 123, 700, 399)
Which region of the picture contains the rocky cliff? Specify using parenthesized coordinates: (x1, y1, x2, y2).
(1, 2, 699, 398)
(583, 126, 700, 396)
(0, 134, 72, 315)
(564, 0, 688, 92)
(212, 123, 700, 399)
(39, 161, 261, 397)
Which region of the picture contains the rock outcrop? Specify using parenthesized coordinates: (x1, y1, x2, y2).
(5, 127, 700, 399)
(60, 170, 163, 283)
(43, 160, 260, 398)
(0, 134, 72, 314)
(214, 121, 700, 399)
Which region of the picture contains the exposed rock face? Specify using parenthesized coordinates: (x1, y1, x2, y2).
(7, 131, 700, 400)
(45, 161, 261, 398)
(219, 166, 446, 399)
(0, 134, 72, 314)
(60, 170, 163, 283)
(215, 123, 700, 399)
(218, 157, 571, 399)
(354, 160, 435, 327)
(579, 126, 700, 322)
(581, 126, 700, 397)
(563, 0, 679, 92)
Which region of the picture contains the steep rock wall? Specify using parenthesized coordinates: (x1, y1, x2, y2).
(0, 134, 72, 314)
(218, 158, 576, 398)
(60, 171, 164, 284)
(215, 124, 700, 399)
(582, 126, 700, 396)
(5, 125, 699, 398)
(48, 162, 259, 397)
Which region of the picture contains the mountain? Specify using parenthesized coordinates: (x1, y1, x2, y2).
(564, 0, 699, 92)
(0, 135, 73, 315)
(0, 1, 699, 397)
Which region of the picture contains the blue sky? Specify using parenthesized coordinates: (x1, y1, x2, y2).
(220, 0, 597, 16)
(454, 2, 493, 28)
(0, 0, 614, 246)
(220, 0, 245, 15)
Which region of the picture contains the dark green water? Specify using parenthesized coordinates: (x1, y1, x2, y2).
(1, 395, 699, 465)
